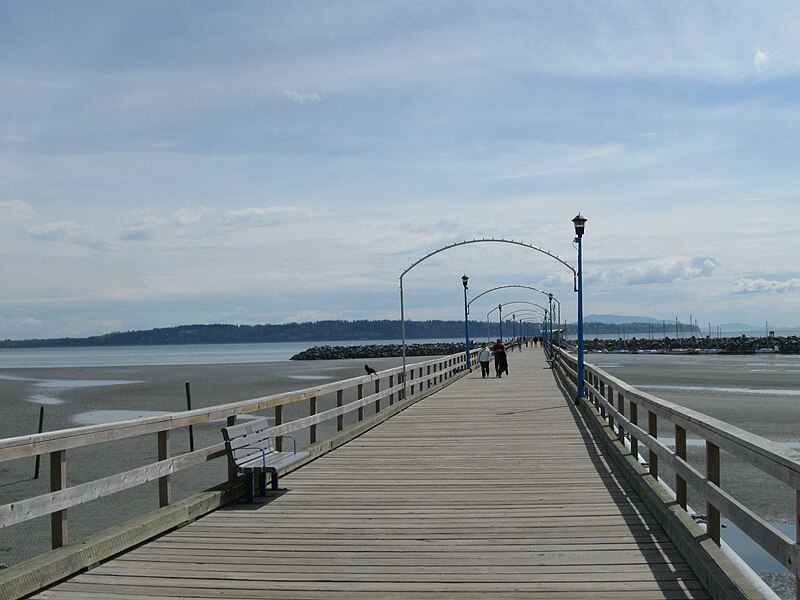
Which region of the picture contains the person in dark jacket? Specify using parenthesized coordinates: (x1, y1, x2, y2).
(491, 339, 508, 377)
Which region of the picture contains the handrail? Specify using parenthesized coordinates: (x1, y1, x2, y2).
(0, 351, 473, 544)
(553, 346, 800, 585)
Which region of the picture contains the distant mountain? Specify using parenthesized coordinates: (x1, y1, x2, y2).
(585, 314, 660, 324)
(719, 323, 800, 333)
(718, 323, 760, 332)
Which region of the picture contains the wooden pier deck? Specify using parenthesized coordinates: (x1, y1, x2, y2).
(33, 350, 710, 599)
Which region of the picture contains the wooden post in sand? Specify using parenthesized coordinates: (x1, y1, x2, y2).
(34, 406, 45, 479)
(185, 382, 195, 452)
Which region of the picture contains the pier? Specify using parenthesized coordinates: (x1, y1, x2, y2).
(1, 347, 798, 599)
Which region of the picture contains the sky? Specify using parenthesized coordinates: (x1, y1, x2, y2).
(1, 1, 799, 340)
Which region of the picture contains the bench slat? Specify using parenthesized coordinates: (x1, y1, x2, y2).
(221, 417, 274, 441)
(236, 451, 309, 473)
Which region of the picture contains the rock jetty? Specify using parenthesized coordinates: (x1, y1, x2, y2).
(582, 335, 800, 354)
(291, 342, 466, 360)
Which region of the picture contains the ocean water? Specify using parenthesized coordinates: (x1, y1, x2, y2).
(0, 339, 463, 369)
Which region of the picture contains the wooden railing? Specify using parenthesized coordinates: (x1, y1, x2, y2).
(555, 346, 800, 596)
(0, 349, 476, 598)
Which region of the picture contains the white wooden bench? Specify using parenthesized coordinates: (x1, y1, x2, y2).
(221, 417, 309, 503)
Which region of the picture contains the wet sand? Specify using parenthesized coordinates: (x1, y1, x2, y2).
(590, 353, 800, 522)
(0, 356, 409, 567)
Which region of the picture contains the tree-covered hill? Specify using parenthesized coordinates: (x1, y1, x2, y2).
(0, 320, 480, 348)
(0, 319, 700, 349)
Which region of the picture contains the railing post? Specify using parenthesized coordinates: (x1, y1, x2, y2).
(606, 384, 614, 432)
(374, 378, 380, 413)
(648, 411, 658, 480)
(616, 390, 625, 444)
(599, 380, 606, 418)
(336, 389, 344, 431)
(676, 425, 687, 510)
(389, 375, 394, 406)
(410, 368, 415, 396)
(275, 405, 283, 452)
(50, 449, 67, 549)
(309, 396, 317, 444)
(157, 430, 171, 508)
(707, 441, 721, 544)
(226, 415, 237, 482)
(630, 402, 639, 461)
(357, 383, 364, 421)
(796, 491, 799, 600)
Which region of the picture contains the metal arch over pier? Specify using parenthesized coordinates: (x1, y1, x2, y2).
(399, 238, 576, 280)
(467, 283, 558, 309)
(399, 238, 576, 398)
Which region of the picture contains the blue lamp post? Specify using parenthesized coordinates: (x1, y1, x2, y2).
(498, 304, 503, 341)
(462, 274, 471, 369)
(573, 213, 587, 403)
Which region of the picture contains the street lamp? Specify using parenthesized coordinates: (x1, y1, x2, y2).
(462, 274, 471, 369)
(572, 213, 587, 403)
(498, 304, 503, 341)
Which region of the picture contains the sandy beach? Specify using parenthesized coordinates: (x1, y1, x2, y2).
(589, 353, 800, 523)
(0, 355, 409, 567)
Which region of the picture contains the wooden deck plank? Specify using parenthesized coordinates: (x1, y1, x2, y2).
(31, 351, 711, 599)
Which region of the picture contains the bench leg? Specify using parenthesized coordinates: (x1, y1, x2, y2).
(258, 472, 267, 497)
(270, 469, 279, 490)
(245, 473, 256, 504)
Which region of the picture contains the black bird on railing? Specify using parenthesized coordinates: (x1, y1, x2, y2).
(365, 364, 377, 376)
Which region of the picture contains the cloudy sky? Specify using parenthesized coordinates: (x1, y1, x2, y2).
(1, 1, 799, 339)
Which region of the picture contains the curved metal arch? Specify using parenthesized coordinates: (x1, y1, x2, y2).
(486, 300, 548, 319)
(513, 316, 545, 325)
(400, 238, 575, 280)
(507, 309, 546, 318)
(399, 238, 575, 392)
(468, 284, 555, 309)
(492, 300, 548, 314)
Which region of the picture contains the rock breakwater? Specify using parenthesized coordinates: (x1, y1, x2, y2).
(583, 335, 800, 354)
(291, 343, 465, 360)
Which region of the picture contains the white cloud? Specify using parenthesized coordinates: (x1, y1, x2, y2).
(754, 47, 771, 70)
(600, 257, 718, 286)
(0, 199, 36, 220)
(224, 206, 312, 227)
(29, 221, 108, 250)
(733, 278, 800, 295)
(282, 89, 322, 104)
(10, 316, 42, 328)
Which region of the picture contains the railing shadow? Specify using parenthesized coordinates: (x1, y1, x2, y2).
(551, 365, 710, 600)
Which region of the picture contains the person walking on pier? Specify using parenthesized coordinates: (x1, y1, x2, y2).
(491, 339, 508, 377)
(477, 342, 492, 378)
